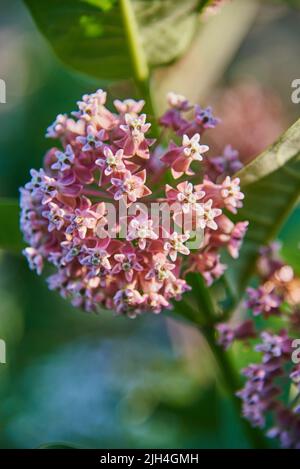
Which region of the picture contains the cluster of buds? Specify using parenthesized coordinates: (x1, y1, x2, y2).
(20, 89, 247, 316)
(217, 243, 300, 448)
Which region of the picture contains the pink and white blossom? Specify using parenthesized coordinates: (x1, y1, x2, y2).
(20, 89, 247, 316)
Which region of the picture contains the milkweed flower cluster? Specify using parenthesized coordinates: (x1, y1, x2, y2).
(217, 243, 300, 448)
(20, 89, 247, 316)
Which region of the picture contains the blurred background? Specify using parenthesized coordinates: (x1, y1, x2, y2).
(0, 0, 300, 448)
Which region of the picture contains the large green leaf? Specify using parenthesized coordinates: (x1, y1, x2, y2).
(134, 0, 200, 67)
(24, 0, 145, 82)
(24, 0, 203, 83)
(236, 118, 300, 186)
(225, 118, 300, 302)
(0, 199, 24, 253)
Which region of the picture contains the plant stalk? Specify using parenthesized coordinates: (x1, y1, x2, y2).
(181, 274, 268, 448)
(202, 325, 268, 448)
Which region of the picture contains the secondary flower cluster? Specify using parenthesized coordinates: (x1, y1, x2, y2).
(20, 90, 247, 316)
(217, 243, 300, 448)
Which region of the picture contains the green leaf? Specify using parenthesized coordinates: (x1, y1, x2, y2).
(24, 0, 203, 83)
(236, 117, 300, 187)
(24, 0, 147, 82)
(279, 206, 300, 275)
(225, 118, 300, 302)
(134, 0, 200, 68)
(0, 199, 24, 253)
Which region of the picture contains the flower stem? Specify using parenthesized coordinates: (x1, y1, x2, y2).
(182, 273, 268, 448)
(201, 324, 268, 448)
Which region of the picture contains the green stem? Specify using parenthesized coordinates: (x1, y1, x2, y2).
(172, 298, 206, 328)
(202, 326, 268, 448)
(120, 0, 148, 83)
(191, 273, 216, 319)
(181, 274, 268, 448)
(119, 0, 159, 138)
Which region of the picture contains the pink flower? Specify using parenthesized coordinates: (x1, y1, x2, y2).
(46, 114, 69, 139)
(167, 92, 191, 111)
(113, 285, 144, 316)
(217, 320, 256, 350)
(227, 221, 248, 258)
(145, 253, 176, 282)
(159, 95, 219, 137)
(114, 99, 145, 115)
(46, 114, 85, 141)
(74, 89, 116, 130)
(25, 169, 58, 205)
(76, 89, 107, 116)
(96, 147, 126, 176)
(164, 232, 190, 261)
(112, 248, 143, 282)
(188, 250, 226, 286)
(80, 243, 112, 272)
(205, 144, 243, 181)
(42, 202, 66, 232)
(110, 170, 151, 203)
(165, 278, 191, 300)
(61, 237, 82, 264)
(66, 199, 103, 239)
(51, 144, 75, 171)
(166, 181, 205, 214)
(255, 331, 291, 363)
(119, 113, 152, 159)
(246, 286, 281, 318)
(144, 292, 170, 314)
(76, 125, 105, 152)
(159, 93, 191, 131)
(23, 247, 44, 275)
(20, 88, 247, 316)
(196, 199, 222, 231)
(221, 244, 300, 447)
(127, 216, 158, 249)
(178, 105, 220, 137)
(221, 176, 244, 213)
(120, 113, 151, 138)
(162, 133, 209, 179)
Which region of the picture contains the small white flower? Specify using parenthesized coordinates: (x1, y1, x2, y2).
(197, 199, 222, 230)
(127, 217, 158, 250)
(182, 133, 209, 161)
(164, 232, 190, 261)
(177, 182, 205, 214)
(120, 113, 151, 138)
(96, 147, 125, 176)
